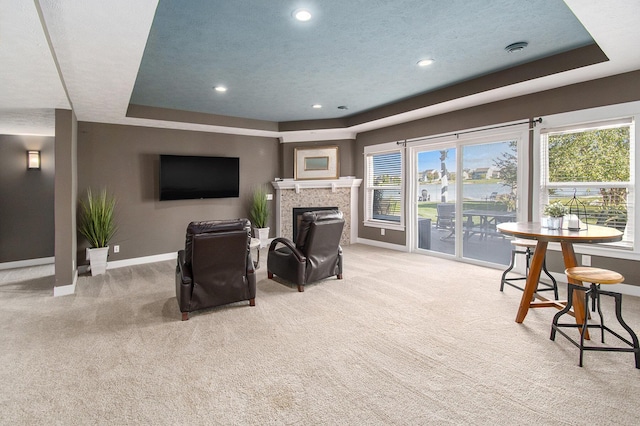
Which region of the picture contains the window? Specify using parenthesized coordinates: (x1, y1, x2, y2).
(364, 143, 404, 230)
(540, 118, 635, 248)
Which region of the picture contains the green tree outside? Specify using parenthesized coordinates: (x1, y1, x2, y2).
(547, 127, 630, 229)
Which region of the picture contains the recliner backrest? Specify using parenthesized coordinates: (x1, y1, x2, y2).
(191, 229, 249, 287)
(185, 218, 250, 263)
(295, 210, 344, 254)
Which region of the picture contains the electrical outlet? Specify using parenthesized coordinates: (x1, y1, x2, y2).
(266, 193, 273, 200)
(114, 245, 120, 253)
(381, 228, 385, 236)
(582, 254, 591, 266)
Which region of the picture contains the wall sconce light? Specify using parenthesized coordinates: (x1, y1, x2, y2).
(27, 150, 41, 170)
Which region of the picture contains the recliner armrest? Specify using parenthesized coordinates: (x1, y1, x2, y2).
(246, 250, 256, 276)
(269, 237, 306, 263)
(177, 250, 192, 285)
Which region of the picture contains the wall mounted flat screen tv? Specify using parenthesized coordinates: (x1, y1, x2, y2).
(159, 154, 239, 201)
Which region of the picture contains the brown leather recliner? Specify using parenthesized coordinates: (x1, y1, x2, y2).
(267, 210, 344, 292)
(175, 218, 256, 320)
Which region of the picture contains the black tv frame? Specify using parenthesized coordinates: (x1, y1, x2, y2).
(159, 154, 239, 201)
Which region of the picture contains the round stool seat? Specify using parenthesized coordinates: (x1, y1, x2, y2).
(565, 267, 624, 284)
(511, 239, 537, 248)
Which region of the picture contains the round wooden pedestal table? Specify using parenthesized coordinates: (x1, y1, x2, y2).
(497, 222, 622, 338)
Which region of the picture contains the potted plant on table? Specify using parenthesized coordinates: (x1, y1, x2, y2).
(249, 186, 270, 247)
(78, 188, 117, 276)
(543, 201, 567, 230)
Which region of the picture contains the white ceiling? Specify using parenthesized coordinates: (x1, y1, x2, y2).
(1, 0, 640, 140)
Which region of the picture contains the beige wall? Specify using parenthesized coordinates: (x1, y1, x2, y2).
(76, 122, 279, 264)
(355, 70, 640, 283)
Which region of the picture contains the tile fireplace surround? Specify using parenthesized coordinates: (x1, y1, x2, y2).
(271, 178, 362, 245)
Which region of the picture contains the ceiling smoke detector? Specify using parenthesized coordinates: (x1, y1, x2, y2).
(505, 42, 528, 53)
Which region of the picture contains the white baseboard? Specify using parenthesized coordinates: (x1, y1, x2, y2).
(65, 253, 176, 296)
(0, 256, 54, 271)
(355, 238, 408, 252)
(106, 252, 177, 270)
(53, 269, 78, 297)
(349, 246, 640, 298)
(606, 283, 640, 298)
(78, 252, 176, 274)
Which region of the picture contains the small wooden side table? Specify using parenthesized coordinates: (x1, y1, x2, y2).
(250, 238, 261, 269)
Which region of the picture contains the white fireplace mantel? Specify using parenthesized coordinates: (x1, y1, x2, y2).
(271, 177, 362, 193)
(271, 177, 362, 244)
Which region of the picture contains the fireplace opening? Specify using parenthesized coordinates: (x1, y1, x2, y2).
(292, 207, 337, 240)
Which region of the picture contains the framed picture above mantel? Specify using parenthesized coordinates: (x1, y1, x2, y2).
(294, 146, 339, 180)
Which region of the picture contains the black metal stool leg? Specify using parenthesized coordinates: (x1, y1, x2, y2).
(502, 245, 556, 299)
(542, 259, 558, 299)
(500, 249, 518, 292)
(578, 285, 592, 367)
(591, 283, 598, 312)
(610, 292, 640, 369)
(593, 284, 606, 343)
(551, 284, 576, 341)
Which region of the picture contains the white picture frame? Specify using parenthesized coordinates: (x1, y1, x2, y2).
(294, 146, 339, 180)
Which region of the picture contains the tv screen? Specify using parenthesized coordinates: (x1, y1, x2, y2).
(159, 154, 239, 201)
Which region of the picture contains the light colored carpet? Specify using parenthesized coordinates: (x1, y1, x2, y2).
(1, 244, 639, 425)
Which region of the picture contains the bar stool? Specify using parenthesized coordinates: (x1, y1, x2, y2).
(551, 267, 640, 368)
(500, 239, 558, 299)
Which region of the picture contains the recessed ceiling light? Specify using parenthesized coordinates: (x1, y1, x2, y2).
(417, 59, 435, 67)
(214, 86, 227, 92)
(293, 9, 312, 21)
(312, 104, 322, 109)
(505, 41, 528, 53)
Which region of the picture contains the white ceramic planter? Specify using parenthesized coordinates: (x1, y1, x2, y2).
(87, 246, 109, 276)
(547, 217, 563, 230)
(253, 227, 270, 248)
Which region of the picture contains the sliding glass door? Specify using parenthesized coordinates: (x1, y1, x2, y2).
(415, 146, 457, 256)
(460, 140, 518, 264)
(412, 130, 526, 266)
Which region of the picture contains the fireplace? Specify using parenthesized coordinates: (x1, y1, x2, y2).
(271, 177, 362, 246)
(292, 207, 338, 240)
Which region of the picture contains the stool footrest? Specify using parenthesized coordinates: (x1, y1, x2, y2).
(551, 282, 640, 368)
(500, 246, 558, 299)
(552, 324, 639, 353)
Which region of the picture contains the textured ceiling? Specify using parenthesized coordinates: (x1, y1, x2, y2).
(130, 0, 594, 122)
(2, 1, 640, 139)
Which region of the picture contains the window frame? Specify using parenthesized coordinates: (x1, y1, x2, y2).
(363, 141, 405, 231)
(533, 102, 640, 259)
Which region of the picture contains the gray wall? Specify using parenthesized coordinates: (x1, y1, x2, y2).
(279, 139, 356, 179)
(355, 70, 640, 283)
(76, 122, 279, 264)
(0, 134, 55, 262)
(54, 109, 78, 287)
